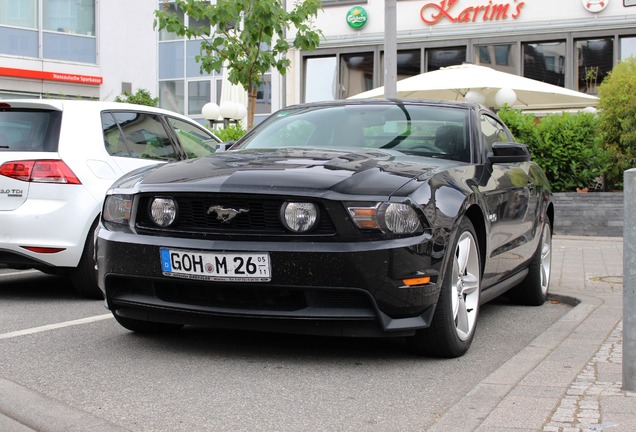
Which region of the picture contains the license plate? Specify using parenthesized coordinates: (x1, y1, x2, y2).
(160, 249, 271, 282)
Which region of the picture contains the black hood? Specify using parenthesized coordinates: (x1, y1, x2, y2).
(126, 148, 451, 198)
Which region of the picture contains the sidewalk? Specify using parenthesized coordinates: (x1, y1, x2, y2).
(431, 235, 634, 431)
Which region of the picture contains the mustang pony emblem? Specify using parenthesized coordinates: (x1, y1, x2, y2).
(207, 205, 249, 223)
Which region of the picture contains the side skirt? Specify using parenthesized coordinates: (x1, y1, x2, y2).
(479, 269, 529, 305)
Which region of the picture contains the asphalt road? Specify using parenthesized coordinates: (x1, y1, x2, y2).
(0, 269, 571, 432)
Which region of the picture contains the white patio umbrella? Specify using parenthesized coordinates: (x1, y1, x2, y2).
(349, 63, 599, 111)
(219, 62, 248, 128)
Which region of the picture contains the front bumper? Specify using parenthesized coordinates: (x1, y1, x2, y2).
(97, 228, 447, 336)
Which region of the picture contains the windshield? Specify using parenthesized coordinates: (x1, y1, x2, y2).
(237, 103, 471, 162)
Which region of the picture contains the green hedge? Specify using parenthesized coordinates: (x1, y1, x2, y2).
(498, 107, 609, 193)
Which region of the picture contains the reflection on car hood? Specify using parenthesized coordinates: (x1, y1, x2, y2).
(127, 148, 452, 197)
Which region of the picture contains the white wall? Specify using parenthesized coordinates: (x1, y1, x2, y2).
(98, 0, 158, 101)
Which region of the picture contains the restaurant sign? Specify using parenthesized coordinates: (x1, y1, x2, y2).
(421, 0, 525, 25)
(346, 6, 369, 30)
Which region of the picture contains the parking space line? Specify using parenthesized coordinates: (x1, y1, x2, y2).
(0, 314, 113, 340)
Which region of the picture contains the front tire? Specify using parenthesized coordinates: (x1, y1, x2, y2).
(408, 218, 481, 358)
(509, 219, 552, 306)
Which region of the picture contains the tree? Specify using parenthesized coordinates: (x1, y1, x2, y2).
(114, 88, 159, 107)
(154, 0, 323, 130)
(597, 56, 636, 189)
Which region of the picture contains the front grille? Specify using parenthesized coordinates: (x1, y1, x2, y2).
(135, 194, 337, 238)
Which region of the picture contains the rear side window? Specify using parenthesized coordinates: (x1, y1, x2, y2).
(0, 109, 62, 152)
(101, 111, 178, 161)
(166, 117, 217, 158)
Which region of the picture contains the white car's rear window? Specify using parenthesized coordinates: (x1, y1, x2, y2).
(0, 109, 62, 152)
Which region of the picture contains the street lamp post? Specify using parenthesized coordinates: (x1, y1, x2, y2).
(202, 101, 247, 128)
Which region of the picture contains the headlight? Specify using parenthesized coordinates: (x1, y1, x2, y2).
(281, 202, 318, 233)
(347, 202, 422, 234)
(103, 195, 133, 225)
(379, 203, 421, 234)
(150, 197, 177, 227)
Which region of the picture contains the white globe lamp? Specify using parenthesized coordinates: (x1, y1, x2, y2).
(464, 90, 486, 105)
(202, 102, 221, 121)
(494, 88, 517, 108)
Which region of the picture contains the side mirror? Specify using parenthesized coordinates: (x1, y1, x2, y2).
(488, 142, 531, 164)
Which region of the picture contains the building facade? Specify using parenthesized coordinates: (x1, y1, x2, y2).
(2, 0, 636, 124)
(0, 0, 157, 102)
(289, 0, 636, 109)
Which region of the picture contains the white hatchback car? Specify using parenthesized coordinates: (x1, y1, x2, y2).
(0, 99, 221, 298)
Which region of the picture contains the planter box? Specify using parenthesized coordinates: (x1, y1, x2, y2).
(553, 192, 623, 237)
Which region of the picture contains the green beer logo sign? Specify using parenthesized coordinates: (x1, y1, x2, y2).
(346, 6, 368, 30)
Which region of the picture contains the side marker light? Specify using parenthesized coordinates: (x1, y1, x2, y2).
(402, 276, 431, 286)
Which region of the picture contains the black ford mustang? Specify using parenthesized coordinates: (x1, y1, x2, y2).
(96, 99, 553, 358)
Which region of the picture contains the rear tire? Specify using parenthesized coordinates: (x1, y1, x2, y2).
(113, 312, 184, 333)
(70, 221, 103, 299)
(408, 218, 481, 358)
(509, 219, 552, 306)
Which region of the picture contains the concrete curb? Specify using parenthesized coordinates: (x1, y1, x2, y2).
(427, 292, 604, 431)
(0, 378, 130, 432)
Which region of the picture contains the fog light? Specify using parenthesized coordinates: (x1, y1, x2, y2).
(281, 202, 317, 233)
(150, 198, 177, 227)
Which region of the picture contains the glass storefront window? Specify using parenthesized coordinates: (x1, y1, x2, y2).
(43, 31, 95, 63)
(620, 36, 636, 59)
(427, 47, 466, 71)
(340, 52, 374, 99)
(380, 49, 422, 83)
(475, 44, 517, 74)
(576, 38, 613, 94)
(158, 1, 184, 41)
(186, 40, 206, 77)
(0, 27, 38, 57)
(160, 80, 185, 114)
(304, 56, 337, 102)
(188, 81, 211, 115)
(0, 0, 37, 28)
(256, 74, 272, 115)
(43, 0, 94, 36)
(523, 41, 566, 86)
(159, 41, 185, 79)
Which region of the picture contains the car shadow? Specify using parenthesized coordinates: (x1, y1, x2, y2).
(111, 297, 568, 363)
(0, 269, 83, 300)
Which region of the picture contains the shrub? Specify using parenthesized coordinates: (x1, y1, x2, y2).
(114, 89, 158, 107)
(597, 56, 636, 190)
(214, 123, 247, 142)
(498, 107, 608, 192)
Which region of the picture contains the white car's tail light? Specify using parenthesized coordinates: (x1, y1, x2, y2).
(0, 160, 81, 184)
